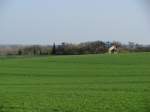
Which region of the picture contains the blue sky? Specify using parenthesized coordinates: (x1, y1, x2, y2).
(0, 0, 150, 45)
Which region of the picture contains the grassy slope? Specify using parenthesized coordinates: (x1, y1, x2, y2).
(0, 53, 150, 112)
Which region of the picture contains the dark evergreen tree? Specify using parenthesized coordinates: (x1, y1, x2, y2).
(52, 43, 56, 54)
(33, 48, 36, 55)
(18, 49, 22, 55)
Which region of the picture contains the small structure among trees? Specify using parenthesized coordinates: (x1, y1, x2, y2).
(108, 45, 118, 54)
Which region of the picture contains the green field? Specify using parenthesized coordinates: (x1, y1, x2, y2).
(0, 53, 150, 112)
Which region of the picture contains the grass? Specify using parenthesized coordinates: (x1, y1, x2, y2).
(0, 53, 150, 112)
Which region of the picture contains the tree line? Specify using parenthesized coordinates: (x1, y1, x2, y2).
(0, 41, 150, 56)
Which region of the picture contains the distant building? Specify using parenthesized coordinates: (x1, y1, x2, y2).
(108, 45, 118, 54)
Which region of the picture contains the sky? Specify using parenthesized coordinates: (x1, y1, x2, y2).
(0, 0, 150, 45)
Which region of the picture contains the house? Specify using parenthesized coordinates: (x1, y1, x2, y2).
(108, 45, 118, 54)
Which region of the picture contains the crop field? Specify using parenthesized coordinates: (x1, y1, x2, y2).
(0, 53, 150, 112)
